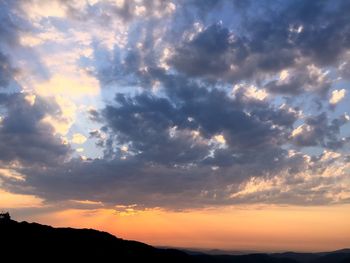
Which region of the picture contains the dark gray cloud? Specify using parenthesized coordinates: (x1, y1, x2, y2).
(102, 73, 299, 166)
(5, 158, 208, 208)
(89, 129, 102, 139)
(0, 0, 20, 47)
(0, 1, 20, 89)
(0, 93, 71, 165)
(264, 65, 332, 96)
(88, 0, 350, 97)
(291, 112, 349, 149)
(170, 23, 237, 79)
(7, 143, 344, 208)
(0, 52, 16, 88)
(104, 92, 209, 165)
(170, 0, 350, 91)
(2, 150, 310, 208)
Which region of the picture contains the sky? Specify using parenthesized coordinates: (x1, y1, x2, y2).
(0, 0, 350, 252)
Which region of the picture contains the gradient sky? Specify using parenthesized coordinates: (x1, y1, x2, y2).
(0, 0, 350, 252)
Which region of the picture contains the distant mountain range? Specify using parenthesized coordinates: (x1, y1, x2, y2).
(1, 217, 349, 262)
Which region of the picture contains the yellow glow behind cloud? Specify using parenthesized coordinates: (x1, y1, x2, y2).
(214, 134, 226, 144)
(329, 89, 346, 105)
(34, 72, 99, 136)
(41, 95, 77, 135)
(24, 94, 36, 106)
(71, 133, 87, 144)
(35, 74, 99, 98)
(279, 70, 289, 81)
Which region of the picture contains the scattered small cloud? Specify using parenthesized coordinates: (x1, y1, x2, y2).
(71, 133, 87, 144)
(329, 89, 346, 105)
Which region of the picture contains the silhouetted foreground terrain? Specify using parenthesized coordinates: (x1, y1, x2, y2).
(1, 217, 349, 262)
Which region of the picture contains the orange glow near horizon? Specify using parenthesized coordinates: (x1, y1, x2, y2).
(14, 204, 350, 253)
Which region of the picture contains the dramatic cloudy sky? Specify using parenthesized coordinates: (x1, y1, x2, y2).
(1, 0, 350, 251)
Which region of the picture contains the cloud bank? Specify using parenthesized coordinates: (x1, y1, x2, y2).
(0, 0, 349, 210)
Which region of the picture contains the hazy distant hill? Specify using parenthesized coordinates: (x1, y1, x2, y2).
(272, 249, 350, 263)
(0, 217, 349, 263)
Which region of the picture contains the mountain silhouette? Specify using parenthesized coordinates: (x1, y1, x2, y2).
(272, 251, 350, 263)
(0, 215, 349, 262)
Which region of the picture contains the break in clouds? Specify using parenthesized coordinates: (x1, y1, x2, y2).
(0, 0, 350, 210)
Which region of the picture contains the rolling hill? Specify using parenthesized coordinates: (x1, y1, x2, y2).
(0, 216, 349, 262)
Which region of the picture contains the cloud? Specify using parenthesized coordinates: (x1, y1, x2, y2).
(233, 84, 268, 101)
(0, 93, 71, 166)
(0, 74, 309, 208)
(71, 133, 87, 144)
(168, 0, 350, 92)
(76, 148, 84, 153)
(329, 89, 346, 105)
(20, 0, 67, 21)
(3, 144, 349, 208)
(61, 0, 177, 22)
(101, 73, 299, 167)
(170, 23, 235, 79)
(228, 157, 350, 205)
(41, 95, 77, 135)
(0, 52, 17, 88)
(0, 189, 43, 209)
(0, 0, 350, 211)
(0, 1, 21, 47)
(264, 65, 332, 96)
(290, 113, 349, 149)
(0, 1, 23, 88)
(339, 58, 350, 80)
